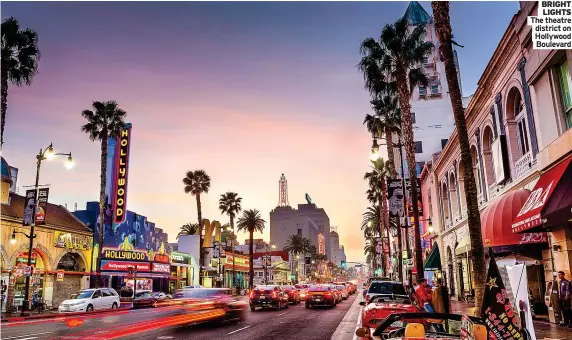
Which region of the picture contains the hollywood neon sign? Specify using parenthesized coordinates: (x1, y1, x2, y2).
(113, 128, 131, 224)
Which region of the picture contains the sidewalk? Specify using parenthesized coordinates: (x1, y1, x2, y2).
(452, 300, 571, 340)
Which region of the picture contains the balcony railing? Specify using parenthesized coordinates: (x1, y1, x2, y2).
(515, 152, 537, 180)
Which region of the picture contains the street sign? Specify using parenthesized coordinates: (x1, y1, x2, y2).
(23, 266, 32, 276)
(402, 259, 414, 266)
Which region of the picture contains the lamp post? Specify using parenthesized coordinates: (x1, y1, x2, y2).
(263, 242, 276, 284)
(16, 143, 73, 316)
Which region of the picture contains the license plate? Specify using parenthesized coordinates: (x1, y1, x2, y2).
(260, 296, 265, 300)
(315, 298, 321, 301)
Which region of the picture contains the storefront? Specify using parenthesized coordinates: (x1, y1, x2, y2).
(169, 251, 199, 292)
(512, 153, 572, 323)
(223, 254, 249, 290)
(0, 160, 93, 313)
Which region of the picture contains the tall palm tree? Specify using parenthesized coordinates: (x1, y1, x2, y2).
(1, 17, 41, 148)
(432, 1, 485, 313)
(370, 93, 401, 179)
(236, 209, 266, 290)
(81, 101, 127, 288)
(178, 223, 199, 238)
(219, 192, 242, 289)
(359, 18, 433, 277)
(183, 170, 211, 285)
(364, 237, 377, 272)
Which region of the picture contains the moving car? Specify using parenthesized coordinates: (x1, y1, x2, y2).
(336, 285, 349, 300)
(133, 290, 156, 308)
(295, 283, 309, 300)
(249, 285, 288, 311)
(364, 280, 407, 303)
(59, 288, 120, 313)
(171, 288, 247, 323)
(305, 285, 336, 308)
(356, 295, 421, 339)
(152, 291, 170, 300)
(281, 285, 301, 304)
(356, 312, 490, 340)
(327, 284, 343, 303)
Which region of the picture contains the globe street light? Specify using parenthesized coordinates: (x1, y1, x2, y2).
(19, 143, 73, 317)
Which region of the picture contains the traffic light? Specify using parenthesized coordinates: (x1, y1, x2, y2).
(289, 274, 295, 280)
(341, 260, 346, 269)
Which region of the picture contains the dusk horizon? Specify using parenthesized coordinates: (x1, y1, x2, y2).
(1, 1, 519, 262)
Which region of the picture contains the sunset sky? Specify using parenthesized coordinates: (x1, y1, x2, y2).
(1, 1, 518, 261)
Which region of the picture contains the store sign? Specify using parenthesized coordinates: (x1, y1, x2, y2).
(154, 254, 170, 263)
(54, 231, 92, 250)
(113, 127, 132, 224)
(56, 270, 64, 282)
(226, 256, 249, 266)
(171, 252, 189, 265)
(101, 260, 151, 272)
(152, 263, 170, 273)
(103, 249, 147, 261)
(16, 251, 37, 266)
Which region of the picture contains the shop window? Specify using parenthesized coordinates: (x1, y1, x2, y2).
(556, 60, 572, 129)
(414, 141, 423, 154)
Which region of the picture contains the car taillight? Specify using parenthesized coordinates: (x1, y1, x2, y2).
(249, 291, 254, 299)
(272, 291, 278, 299)
(325, 292, 332, 297)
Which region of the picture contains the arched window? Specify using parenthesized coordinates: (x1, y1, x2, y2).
(506, 87, 530, 159)
(441, 182, 450, 226)
(471, 146, 483, 199)
(482, 126, 496, 189)
(449, 172, 459, 221)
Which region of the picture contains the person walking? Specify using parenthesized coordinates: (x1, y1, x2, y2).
(558, 271, 572, 327)
(430, 278, 449, 333)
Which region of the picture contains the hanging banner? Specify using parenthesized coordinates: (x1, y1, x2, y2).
(480, 252, 522, 340)
(22, 189, 37, 226)
(387, 180, 404, 218)
(56, 270, 65, 282)
(318, 233, 325, 255)
(35, 188, 49, 225)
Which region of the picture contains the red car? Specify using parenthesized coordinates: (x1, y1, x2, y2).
(356, 295, 422, 339)
(305, 285, 337, 308)
(249, 285, 289, 311)
(295, 284, 309, 300)
(281, 285, 301, 304)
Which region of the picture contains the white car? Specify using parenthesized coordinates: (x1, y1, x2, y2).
(59, 288, 120, 313)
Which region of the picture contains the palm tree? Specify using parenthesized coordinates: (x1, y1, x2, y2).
(370, 93, 401, 179)
(236, 209, 266, 290)
(364, 237, 377, 272)
(283, 235, 310, 283)
(183, 170, 211, 285)
(81, 101, 127, 288)
(359, 18, 433, 277)
(219, 192, 242, 289)
(178, 223, 199, 238)
(432, 1, 485, 313)
(1, 17, 41, 148)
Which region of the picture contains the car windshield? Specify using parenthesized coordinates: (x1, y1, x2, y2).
(368, 282, 406, 295)
(70, 290, 93, 299)
(336, 285, 345, 290)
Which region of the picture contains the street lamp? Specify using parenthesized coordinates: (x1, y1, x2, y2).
(19, 143, 73, 317)
(263, 242, 276, 284)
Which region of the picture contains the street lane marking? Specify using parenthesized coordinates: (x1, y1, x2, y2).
(157, 337, 174, 339)
(276, 312, 287, 316)
(2, 333, 52, 340)
(227, 325, 251, 335)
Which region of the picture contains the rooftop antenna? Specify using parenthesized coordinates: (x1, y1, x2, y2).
(278, 173, 289, 207)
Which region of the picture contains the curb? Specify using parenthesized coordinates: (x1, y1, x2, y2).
(331, 293, 363, 340)
(1, 306, 132, 323)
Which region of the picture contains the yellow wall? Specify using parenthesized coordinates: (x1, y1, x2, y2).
(1, 219, 92, 272)
(1, 180, 10, 205)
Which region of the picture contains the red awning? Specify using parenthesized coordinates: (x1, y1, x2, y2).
(512, 155, 572, 233)
(482, 189, 547, 247)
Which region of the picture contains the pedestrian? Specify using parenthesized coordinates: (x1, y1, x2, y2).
(558, 271, 572, 328)
(415, 278, 435, 312)
(429, 278, 449, 333)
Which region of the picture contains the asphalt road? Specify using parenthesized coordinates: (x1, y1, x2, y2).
(1, 294, 358, 340)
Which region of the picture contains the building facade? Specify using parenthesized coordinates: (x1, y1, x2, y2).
(1, 157, 93, 311)
(421, 2, 572, 323)
(270, 206, 321, 253)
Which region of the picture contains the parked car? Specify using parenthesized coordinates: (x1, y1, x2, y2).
(356, 295, 420, 339)
(305, 285, 336, 308)
(58, 288, 120, 313)
(281, 285, 301, 304)
(364, 281, 407, 303)
(249, 285, 288, 311)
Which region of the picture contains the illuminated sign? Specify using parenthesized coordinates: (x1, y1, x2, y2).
(154, 254, 170, 263)
(54, 231, 92, 251)
(171, 252, 189, 265)
(113, 127, 132, 224)
(103, 250, 147, 261)
(225, 256, 249, 266)
(101, 260, 150, 272)
(318, 233, 325, 255)
(152, 263, 170, 273)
